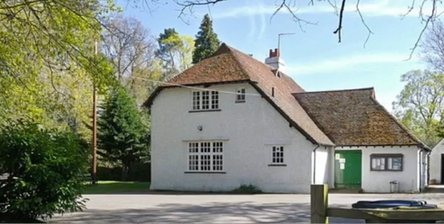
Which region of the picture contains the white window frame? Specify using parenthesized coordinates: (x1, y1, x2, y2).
(191, 90, 219, 111)
(187, 141, 224, 172)
(271, 145, 284, 164)
(236, 88, 246, 102)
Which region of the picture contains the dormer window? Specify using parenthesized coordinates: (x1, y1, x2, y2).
(236, 88, 245, 103)
(191, 90, 219, 112)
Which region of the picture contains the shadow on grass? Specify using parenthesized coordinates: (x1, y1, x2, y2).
(49, 202, 363, 223)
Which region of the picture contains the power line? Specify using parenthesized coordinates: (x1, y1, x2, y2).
(131, 76, 262, 97)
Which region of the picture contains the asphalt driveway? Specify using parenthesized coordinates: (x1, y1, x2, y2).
(49, 193, 444, 223)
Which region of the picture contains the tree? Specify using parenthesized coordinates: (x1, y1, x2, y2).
(192, 14, 220, 64)
(0, 0, 115, 138)
(156, 28, 195, 80)
(392, 70, 444, 147)
(101, 14, 160, 106)
(0, 118, 89, 220)
(421, 20, 444, 73)
(97, 84, 150, 180)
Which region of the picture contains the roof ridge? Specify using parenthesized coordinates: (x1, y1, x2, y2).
(219, 43, 254, 82)
(294, 87, 374, 95)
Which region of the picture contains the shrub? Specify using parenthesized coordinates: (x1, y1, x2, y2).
(0, 119, 89, 220)
(231, 184, 262, 194)
(96, 162, 151, 182)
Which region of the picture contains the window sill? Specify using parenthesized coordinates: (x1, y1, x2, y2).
(268, 164, 287, 167)
(184, 171, 226, 174)
(189, 109, 222, 113)
(235, 100, 245, 103)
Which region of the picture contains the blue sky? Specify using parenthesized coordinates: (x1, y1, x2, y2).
(117, 0, 431, 112)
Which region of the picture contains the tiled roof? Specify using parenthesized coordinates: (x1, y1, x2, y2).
(144, 43, 334, 146)
(163, 45, 250, 86)
(294, 88, 426, 148)
(144, 42, 427, 149)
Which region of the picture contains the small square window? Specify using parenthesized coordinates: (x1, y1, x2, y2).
(272, 146, 284, 164)
(236, 89, 245, 102)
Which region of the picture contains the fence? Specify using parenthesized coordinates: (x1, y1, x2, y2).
(311, 184, 444, 223)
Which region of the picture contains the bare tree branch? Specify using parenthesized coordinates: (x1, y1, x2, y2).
(333, 0, 346, 43)
(172, 0, 443, 57)
(356, 0, 373, 48)
(401, 0, 417, 19)
(407, 0, 438, 60)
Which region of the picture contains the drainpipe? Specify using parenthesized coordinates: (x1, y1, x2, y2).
(312, 144, 320, 184)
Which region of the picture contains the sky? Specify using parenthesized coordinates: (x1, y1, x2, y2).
(116, 0, 432, 112)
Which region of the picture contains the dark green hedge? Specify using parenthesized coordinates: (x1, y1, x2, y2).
(96, 162, 151, 182)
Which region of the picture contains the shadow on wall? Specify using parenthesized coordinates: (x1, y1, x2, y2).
(49, 202, 362, 223)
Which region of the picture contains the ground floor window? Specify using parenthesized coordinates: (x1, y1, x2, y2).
(370, 154, 403, 171)
(188, 141, 223, 172)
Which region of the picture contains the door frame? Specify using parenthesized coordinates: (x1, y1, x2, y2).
(334, 150, 362, 189)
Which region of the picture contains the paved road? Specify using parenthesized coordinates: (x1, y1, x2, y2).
(49, 193, 444, 223)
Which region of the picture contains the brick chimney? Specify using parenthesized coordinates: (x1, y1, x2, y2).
(265, 48, 286, 74)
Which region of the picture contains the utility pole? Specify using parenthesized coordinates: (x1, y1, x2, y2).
(91, 40, 98, 185)
(278, 33, 295, 55)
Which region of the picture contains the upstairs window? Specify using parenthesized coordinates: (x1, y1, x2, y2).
(236, 88, 246, 102)
(272, 146, 284, 164)
(192, 90, 219, 111)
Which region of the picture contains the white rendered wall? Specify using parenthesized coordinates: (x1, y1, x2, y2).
(334, 146, 420, 193)
(430, 139, 444, 183)
(312, 147, 331, 186)
(150, 83, 317, 193)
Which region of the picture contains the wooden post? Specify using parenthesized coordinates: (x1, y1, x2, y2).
(311, 184, 329, 223)
(91, 40, 98, 185)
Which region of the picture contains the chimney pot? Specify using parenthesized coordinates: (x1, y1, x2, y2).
(269, 49, 273, 57)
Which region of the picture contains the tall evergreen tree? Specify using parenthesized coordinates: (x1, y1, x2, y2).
(192, 14, 220, 64)
(97, 84, 150, 180)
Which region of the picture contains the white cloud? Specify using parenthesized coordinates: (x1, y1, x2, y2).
(212, 0, 431, 19)
(245, 2, 267, 39)
(286, 53, 419, 75)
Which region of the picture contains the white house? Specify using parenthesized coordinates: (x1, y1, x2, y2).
(144, 43, 430, 193)
(430, 138, 444, 184)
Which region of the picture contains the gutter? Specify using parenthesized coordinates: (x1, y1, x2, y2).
(312, 144, 320, 184)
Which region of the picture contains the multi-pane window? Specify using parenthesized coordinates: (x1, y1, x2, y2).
(188, 141, 224, 171)
(188, 143, 199, 170)
(211, 91, 219, 109)
(272, 146, 284, 164)
(236, 88, 245, 102)
(192, 92, 200, 110)
(370, 154, 403, 171)
(192, 90, 219, 111)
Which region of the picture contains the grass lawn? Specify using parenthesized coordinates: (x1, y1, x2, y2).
(82, 181, 151, 194)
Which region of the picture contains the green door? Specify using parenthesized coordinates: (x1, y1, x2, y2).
(334, 150, 362, 189)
